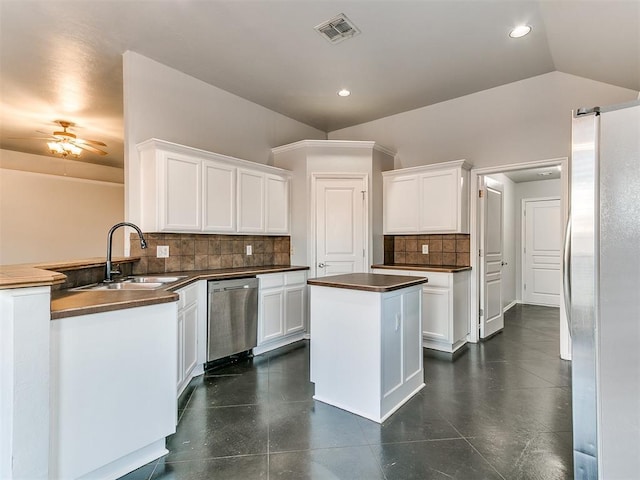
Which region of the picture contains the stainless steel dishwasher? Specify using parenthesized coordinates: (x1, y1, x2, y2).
(207, 277, 259, 362)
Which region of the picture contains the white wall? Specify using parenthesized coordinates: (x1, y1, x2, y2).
(514, 178, 562, 301)
(486, 173, 516, 310)
(123, 51, 325, 226)
(0, 156, 125, 264)
(328, 72, 638, 169)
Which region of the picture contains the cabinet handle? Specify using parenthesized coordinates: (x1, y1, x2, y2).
(318, 263, 325, 268)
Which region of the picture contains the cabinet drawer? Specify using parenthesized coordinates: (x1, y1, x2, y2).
(285, 271, 306, 286)
(422, 272, 450, 288)
(177, 282, 199, 309)
(259, 273, 284, 289)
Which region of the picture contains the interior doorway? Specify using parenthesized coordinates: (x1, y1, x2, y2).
(469, 158, 570, 360)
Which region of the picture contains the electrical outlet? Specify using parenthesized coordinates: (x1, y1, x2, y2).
(157, 245, 169, 258)
(246, 245, 252, 256)
(422, 244, 429, 254)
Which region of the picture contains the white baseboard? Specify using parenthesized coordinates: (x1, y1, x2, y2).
(503, 300, 518, 313)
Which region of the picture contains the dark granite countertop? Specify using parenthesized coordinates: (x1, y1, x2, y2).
(51, 265, 309, 319)
(307, 273, 427, 293)
(371, 264, 472, 273)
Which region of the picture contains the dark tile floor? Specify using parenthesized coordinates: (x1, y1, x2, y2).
(121, 304, 573, 480)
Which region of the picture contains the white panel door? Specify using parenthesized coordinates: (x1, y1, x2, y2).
(259, 290, 284, 343)
(523, 198, 561, 306)
(480, 177, 504, 338)
(315, 177, 366, 277)
(202, 161, 236, 232)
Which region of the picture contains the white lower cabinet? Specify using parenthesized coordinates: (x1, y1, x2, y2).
(372, 268, 470, 353)
(255, 270, 307, 354)
(176, 281, 205, 396)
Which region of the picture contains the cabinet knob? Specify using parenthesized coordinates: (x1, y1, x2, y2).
(318, 263, 325, 268)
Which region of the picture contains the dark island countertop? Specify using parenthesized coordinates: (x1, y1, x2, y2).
(307, 273, 427, 293)
(51, 265, 309, 319)
(371, 264, 472, 273)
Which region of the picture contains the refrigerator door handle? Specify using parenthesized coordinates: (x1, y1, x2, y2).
(563, 214, 572, 336)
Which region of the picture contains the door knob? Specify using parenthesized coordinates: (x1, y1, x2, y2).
(318, 263, 325, 268)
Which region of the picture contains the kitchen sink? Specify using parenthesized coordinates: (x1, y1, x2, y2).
(126, 275, 187, 283)
(71, 275, 187, 291)
(72, 282, 165, 291)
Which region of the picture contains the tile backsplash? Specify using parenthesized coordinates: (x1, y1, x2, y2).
(130, 233, 291, 274)
(384, 234, 470, 267)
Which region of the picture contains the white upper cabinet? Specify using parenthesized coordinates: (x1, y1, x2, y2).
(237, 169, 266, 233)
(202, 160, 236, 232)
(137, 139, 291, 234)
(162, 152, 202, 231)
(383, 160, 470, 234)
(265, 174, 290, 234)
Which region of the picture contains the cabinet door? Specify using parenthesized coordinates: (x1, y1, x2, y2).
(284, 285, 305, 335)
(422, 286, 450, 342)
(419, 169, 458, 232)
(259, 289, 284, 344)
(237, 169, 265, 233)
(265, 174, 289, 234)
(176, 310, 185, 390)
(384, 175, 420, 233)
(203, 161, 236, 232)
(381, 295, 403, 399)
(182, 302, 198, 380)
(402, 289, 422, 383)
(162, 153, 201, 231)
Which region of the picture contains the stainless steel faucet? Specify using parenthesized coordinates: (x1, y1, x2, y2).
(105, 222, 147, 282)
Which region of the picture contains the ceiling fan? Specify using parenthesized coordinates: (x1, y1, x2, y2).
(13, 120, 108, 157)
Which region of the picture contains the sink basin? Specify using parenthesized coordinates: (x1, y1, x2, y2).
(72, 282, 164, 291)
(126, 275, 187, 284)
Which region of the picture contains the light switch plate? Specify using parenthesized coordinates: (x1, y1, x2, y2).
(422, 244, 429, 254)
(157, 245, 169, 258)
(246, 245, 252, 256)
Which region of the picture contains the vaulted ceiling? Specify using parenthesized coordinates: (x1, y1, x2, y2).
(1, 0, 638, 168)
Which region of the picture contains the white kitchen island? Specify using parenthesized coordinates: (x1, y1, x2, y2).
(308, 273, 428, 423)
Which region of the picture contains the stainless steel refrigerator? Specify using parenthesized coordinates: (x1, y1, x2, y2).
(568, 99, 640, 479)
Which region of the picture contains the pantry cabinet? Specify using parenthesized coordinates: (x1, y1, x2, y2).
(136, 139, 290, 234)
(255, 270, 307, 354)
(383, 160, 470, 234)
(372, 267, 470, 353)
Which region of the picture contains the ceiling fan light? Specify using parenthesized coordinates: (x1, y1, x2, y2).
(69, 145, 82, 157)
(48, 142, 64, 154)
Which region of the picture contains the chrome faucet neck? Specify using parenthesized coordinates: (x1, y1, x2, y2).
(105, 222, 147, 283)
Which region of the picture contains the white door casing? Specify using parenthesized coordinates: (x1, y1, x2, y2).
(480, 177, 504, 338)
(523, 198, 561, 306)
(313, 176, 367, 278)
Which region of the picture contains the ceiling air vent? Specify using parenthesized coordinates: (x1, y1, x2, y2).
(314, 13, 361, 44)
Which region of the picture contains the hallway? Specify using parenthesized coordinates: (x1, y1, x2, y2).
(122, 304, 573, 479)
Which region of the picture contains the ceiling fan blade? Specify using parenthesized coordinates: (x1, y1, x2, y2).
(75, 143, 108, 155)
(75, 138, 107, 147)
(9, 136, 57, 141)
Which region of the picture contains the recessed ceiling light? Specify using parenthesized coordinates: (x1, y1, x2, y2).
(537, 171, 553, 176)
(509, 25, 531, 38)
(337, 89, 351, 97)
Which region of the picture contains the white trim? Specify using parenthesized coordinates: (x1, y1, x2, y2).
(520, 196, 562, 305)
(0, 167, 125, 187)
(310, 172, 369, 279)
(382, 159, 471, 177)
(137, 138, 292, 177)
(469, 157, 569, 360)
(503, 300, 518, 313)
(271, 139, 396, 157)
